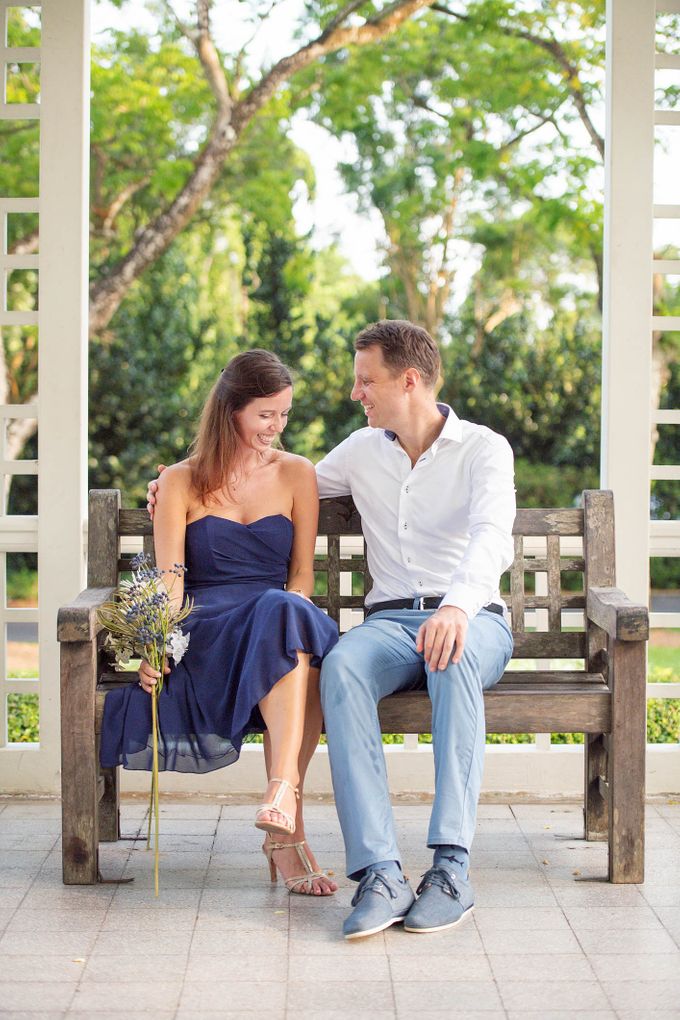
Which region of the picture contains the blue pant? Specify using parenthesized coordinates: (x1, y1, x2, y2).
(320, 606, 513, 879)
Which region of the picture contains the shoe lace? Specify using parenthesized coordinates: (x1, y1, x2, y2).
(351, 869, 400, 908)
(416, 865, 462, 900)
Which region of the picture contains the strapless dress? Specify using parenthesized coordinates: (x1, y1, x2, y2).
(99, 513, 339, 773)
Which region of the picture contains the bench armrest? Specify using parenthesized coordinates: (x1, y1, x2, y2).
(586, 586, 649, 642)
(57, 586, 115, 643)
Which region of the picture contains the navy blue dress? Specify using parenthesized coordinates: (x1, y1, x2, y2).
(99, 514, 339, 773)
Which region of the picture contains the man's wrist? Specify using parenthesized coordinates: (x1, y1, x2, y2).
(437, 603, 468, 619)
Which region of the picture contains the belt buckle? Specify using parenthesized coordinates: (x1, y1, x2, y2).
(417, 596, 425, 611)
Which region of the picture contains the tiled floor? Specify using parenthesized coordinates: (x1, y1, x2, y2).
(1, 797, 679, 1018)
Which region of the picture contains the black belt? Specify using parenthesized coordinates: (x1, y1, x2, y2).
(365, 598, 504, 618)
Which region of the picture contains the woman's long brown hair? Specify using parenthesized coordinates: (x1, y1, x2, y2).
(189, 349, 293, 505)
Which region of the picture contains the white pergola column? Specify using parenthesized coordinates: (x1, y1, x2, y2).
(0, 0, 90, 792)
(600, 0, 656, 606)
(36, 0, 91, 793)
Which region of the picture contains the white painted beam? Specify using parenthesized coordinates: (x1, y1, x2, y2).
(601, 0, 656, 606)
(652, 315, 680, 330)
(0, 103, 39, 119)
(654, 110, 680, 125)
(0, 46, 40, 62)
(648, 683, 680, 697)
(650, 465, 680, 480)
(0, 312, 38, 326)
(655, 53, 680, 69)
(649, 612, 680, 628)
(1, 255, 40, 270)
(114, 742, 680, 799)
(28, 0, 89, 794)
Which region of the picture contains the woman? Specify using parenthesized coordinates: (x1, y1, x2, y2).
(100, 350, 339, 896)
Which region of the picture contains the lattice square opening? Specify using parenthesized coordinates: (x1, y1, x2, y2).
(5, 211, 38, 253)
(6, 551, 37, 608)
(6, 619, 37, 678)
(5, 7, 40, 47)
(6, 692, 38, 744)
(5, 267, 38, 311)
(4, 60, 40, 104)
(4, 470, 36, 514)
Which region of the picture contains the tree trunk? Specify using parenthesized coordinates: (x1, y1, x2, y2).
(88, 0, 437, 337)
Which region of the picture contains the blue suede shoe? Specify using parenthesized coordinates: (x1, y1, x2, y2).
(343, 868, 415, 940)
(403, 865, 474, 933)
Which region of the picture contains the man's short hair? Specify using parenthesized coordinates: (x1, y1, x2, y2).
(354, 319, 441, 388)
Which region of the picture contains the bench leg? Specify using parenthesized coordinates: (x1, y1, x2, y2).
(98, 765, 120, 843)
(608, 640, 646, 883)
(584, 733, 608, 840)
(95, 729, 120, 842)
(61, 641, 99, 884)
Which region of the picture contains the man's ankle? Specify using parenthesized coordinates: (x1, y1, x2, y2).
(433, 844, 469, 880)
(364, 859, 403, 882)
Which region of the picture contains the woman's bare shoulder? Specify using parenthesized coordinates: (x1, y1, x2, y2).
(275, 451, 315, 480)
(157, 460, 194, 497)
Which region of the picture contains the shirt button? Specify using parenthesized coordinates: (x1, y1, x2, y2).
(403, 522, 408, 530)
(418, 580, 423, 587)
(405, 485, 409, 493)
(407, 557, 411, 563)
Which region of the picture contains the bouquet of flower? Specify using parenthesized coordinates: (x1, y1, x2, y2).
(98, 552, 194, 895)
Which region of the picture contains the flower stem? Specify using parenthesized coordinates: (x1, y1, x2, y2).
(151, 685, 160, 897)
(146, 780, 152, 850)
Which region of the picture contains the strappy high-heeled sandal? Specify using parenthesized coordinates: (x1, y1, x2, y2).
(254, 777, 298, 836)
(263, 834, 335, 895)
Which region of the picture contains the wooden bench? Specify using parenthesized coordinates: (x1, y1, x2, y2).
(57, 488, 648, 886)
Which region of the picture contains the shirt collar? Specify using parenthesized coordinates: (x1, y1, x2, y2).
(384, 403, 463, 445)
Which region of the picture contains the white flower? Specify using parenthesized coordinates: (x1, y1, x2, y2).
(166, 628, 190, 664)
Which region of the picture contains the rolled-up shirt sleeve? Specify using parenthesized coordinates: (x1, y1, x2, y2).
(315, 435, 353, 498)
(441, 433, 516, 619)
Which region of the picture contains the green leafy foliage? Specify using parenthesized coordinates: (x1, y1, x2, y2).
(7, 694, 39, 744)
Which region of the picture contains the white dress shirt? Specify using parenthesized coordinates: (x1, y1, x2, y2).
(315, 404, 516, 619)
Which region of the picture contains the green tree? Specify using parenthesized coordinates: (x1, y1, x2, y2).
(303, 0, 605, 339)
(85, 0, 439, 335)
(242, 232, 377, 459)
(88, 244, 217, 502)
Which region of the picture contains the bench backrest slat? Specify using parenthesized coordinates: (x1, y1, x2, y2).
(93, 489, 610, 662)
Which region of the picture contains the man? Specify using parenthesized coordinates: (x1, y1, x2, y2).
(314, 320, 514, 939)
(149, 319, 515, 939)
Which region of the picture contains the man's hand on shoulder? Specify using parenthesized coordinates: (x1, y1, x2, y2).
(416, 605, 468, 671)
(146, 464, 167, 519)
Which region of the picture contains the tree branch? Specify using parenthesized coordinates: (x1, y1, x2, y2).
(433, 3, 604, 159)
(89, 0, 436, 336)
(231, 0, 437, 133)
(319, 0, 370, 40)
(499, 112, 559, 151)
(160, 0, 198, 43)
(98, 177, 152, 236)
(506, 26, 603, 159)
